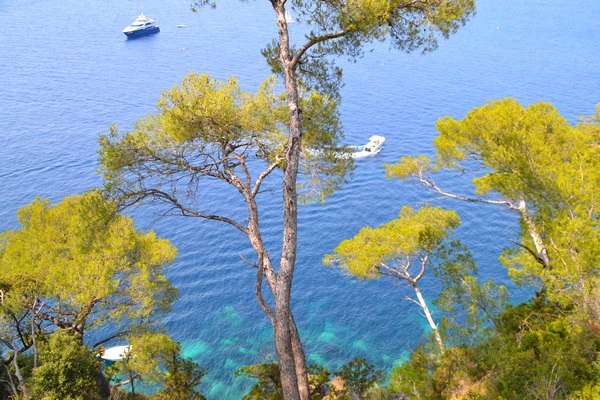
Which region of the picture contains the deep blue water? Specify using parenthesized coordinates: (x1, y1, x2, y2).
(1, 0, 599, 398)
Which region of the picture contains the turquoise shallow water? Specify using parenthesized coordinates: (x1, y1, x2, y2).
(1, 0, 599, 397)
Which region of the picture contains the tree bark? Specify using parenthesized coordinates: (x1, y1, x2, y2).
(273, 301, 301, 400)
(412, 284, 445, 354)
(271, 1, 311, 398)
(242, 153, 308, 398)
(289, 313, 310, 400)
(516, 197, 547, 255)
(9, 340, 29, 399)
(3, 364, 19, 399)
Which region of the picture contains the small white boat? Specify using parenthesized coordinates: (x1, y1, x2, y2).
(122, 13, 160, 39)
(351, 135, 385, 158)
(101, 345, 131, 361)
(285, 10, 294, 24)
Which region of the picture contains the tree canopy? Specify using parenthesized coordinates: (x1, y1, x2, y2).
(29, 330, 104, 400)
(99, 72, 352, 400)
(324, 205, 460, 279)
(100, 73, 352, 209)
(102, 0, 477, 397)
(385, 99, 600, 313)
(380, 100, 600, 398)
(325, 205, 463, 353)
(106, 333, 207, 399)
(0, 191, 178, 338)
(259, 0, 476, 99)
(0, 191, 180, 398)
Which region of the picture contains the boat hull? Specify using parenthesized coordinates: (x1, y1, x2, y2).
(351, 135, 385, 158)
(124, 26, 160, 39)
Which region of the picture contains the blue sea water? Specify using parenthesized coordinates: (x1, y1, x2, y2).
(1, 0, 599, 398)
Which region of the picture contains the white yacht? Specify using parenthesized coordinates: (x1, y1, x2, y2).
(122, 13, 160, 38)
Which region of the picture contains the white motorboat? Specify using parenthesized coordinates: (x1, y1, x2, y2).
(100, 345, 131, 361)
(122, 13, 160, 39)
(351, 135, 385, 158)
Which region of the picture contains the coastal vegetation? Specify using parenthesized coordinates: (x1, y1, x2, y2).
(324, 205, 466, 354)
(2, 100, 598, 399)
(1, 0, 599, 399)
(99, 0, 476, 398)
(0, 192, 205, 399)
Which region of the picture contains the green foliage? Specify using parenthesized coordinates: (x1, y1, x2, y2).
(307, 364, 333, 399)
(0, 191, 178, 336)
(434, 241, 508, 347)
(383, 155, 435, 181)
(155, 352, 207, 400)
(324, 205, 460, 279)
(107, 335, 207, 399)
(100, 73, 286, 188)
(121, 334, 179, 384)
(391, 344, 490, 399)
(103, 1, 478, 396)
(0, 352, 35, 399)
(236, 363, 283, 400)
(383, 101, 600, 398)
(99, 72, 352, 207)
(569, 382, 600, 400)
(0, 192, 181, 399)
(389, 345, 436, 399)
(299, 89, 354, 203)
(433, 99, 573, 202)
(29, 330, 103, 400)
(325, 205, 467, 354)
(389, 295, 600, 400)
(256, 0, 476, 96)
(483, 297, 600, 399)
(335, 357, 384, 399)
(386, 99, 600, 317)
(236, 362, 334, 400)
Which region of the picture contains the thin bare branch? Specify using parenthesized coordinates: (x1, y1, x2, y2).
(92, 331, 129, 349)
(419, 175, 517, 209)
(253, 161, 280, 198)
(413, 254, 428, 283)
(256, 259, 275, 325)
(291, 27, 353, 70)
(136, 188, 249, 234)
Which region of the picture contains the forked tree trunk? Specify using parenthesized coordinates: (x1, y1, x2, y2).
(10, 341, 30, 399)
(3, 364, 19, 399)
(271, 1, 311, 399)
(243, 146, 308, 399)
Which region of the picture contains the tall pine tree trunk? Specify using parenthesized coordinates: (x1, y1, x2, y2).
(289, 313, 310, 399)
(273, 299, 301, 400)
(273, 1, 310, 398)
(245, 185, 308, 399)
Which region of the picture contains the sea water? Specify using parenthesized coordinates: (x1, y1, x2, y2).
(1, 0, 599, 398)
